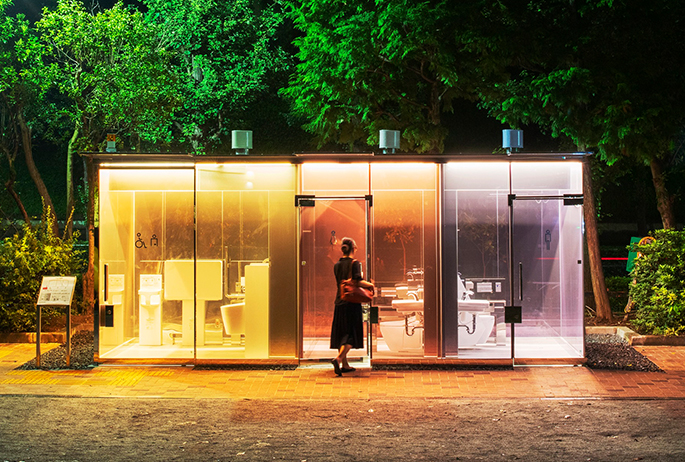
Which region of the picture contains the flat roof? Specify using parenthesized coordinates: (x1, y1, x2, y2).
(83, 151, 590, 165)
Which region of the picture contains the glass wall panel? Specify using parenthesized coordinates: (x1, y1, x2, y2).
(371, 164, 438, 358)
(98, 169, 195, 360)
(195, 164, 297, 359)
(443, 162, 511, 359)
(511, 161, 583, 359)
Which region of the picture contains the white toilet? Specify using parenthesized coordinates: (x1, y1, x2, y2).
(380, 317, 424, 352)
(457, 277, 495, 348)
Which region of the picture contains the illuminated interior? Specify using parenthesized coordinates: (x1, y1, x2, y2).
(442, 161, 584, 359)
(97, 157, 584, 363)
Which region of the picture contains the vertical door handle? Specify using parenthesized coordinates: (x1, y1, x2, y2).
(518, 262, 523, 301)
(104, 263, 109, 302)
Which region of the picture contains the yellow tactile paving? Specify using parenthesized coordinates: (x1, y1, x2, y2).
(1, 343, 684, 400)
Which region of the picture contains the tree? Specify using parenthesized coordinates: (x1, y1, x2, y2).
(142, 0, 290, 153)
(482, 0, 685, 230)
(284, 0, 509, 153)
(476, 0, 685, 321)
(38, 0, 180, 308)
(1, 0, 58, 233)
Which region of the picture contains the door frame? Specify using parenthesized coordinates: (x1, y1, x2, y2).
(507, 193, 583, 359)
(295, 195, 373, 363)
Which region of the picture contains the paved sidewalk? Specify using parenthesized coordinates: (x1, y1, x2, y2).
(1, 343, 683, 400)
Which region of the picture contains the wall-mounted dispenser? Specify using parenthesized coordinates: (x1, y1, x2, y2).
(101, 272, 125, 345)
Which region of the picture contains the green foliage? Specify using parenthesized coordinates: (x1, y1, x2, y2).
(143, 0, 290, 153)
(0, 207, 84, 332)
(38, 0, 181, 151)
(283, 0, 509, 153)
(629, 230, 685, 336)
(481, 0, 685, 164)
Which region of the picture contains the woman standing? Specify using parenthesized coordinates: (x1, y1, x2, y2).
(330, 237, 374, 376)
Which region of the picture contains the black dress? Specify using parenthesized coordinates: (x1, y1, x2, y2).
(330, 257, 365, 349)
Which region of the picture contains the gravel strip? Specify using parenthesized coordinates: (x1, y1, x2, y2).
(585, 334, 662, 372)
(18, 330, 95, 370)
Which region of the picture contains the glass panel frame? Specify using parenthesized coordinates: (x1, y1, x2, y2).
(298, 197, 370, 363)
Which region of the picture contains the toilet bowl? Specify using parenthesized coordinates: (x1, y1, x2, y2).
(458, 311, 495, 347)
(380, 319, 424, 352)
(220, 302, 245, 344)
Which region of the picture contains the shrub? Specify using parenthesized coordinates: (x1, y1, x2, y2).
(0, 209, 84, 332)
(629, 229, 685, 336)
(605, 275, 631, 313)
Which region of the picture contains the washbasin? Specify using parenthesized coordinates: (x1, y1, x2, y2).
(392, 299, 423, 312)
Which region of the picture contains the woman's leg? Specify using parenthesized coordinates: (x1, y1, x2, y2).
(339, 344, 352, 368)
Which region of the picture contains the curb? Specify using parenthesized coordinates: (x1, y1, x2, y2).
(586, 326, 685, 346)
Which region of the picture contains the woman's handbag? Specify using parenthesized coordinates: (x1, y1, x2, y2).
(340, 260, 374, 304)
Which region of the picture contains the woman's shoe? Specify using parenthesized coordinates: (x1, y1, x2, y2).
(341, 367, 356, 373)
(331, 359, 342, 376)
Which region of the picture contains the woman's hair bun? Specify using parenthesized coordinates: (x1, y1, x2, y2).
(341, 237, 356, 255)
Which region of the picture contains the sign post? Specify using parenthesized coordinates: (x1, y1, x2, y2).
(36, 276, 77, 368)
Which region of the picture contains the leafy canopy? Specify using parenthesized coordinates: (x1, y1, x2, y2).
(38, 0, 180, 150)
(283, 0, 509, 153)
(143, 0, 290, 153)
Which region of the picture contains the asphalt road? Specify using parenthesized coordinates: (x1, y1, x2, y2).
(1, 397, 684, 461)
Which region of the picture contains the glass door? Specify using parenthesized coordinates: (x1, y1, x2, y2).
(298, 196, 371, 362)
(510, 194, 584, 359)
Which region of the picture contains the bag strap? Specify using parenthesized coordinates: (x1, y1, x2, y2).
(347, 259, 356, 280)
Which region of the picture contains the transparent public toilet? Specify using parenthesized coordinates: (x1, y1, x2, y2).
(95, 154, 584, 365)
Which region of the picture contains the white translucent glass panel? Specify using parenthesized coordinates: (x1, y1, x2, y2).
(511, 161, 583, 193)
(442, 163, 510, 359)
(371, 164, 438, 358)
(98, 169, 195, 360)
(195, 164, 297, 359)
(511, 161, 583, 359)
(511, 200, 584, 359)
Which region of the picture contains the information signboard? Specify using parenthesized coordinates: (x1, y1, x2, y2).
(35, 276, 77, 368)
(37, 276, 77, 306)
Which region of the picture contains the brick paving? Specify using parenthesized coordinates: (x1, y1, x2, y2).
(0, 343, 683, 400)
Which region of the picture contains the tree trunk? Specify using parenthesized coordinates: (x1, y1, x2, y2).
(649, 157, 676, 229)
(83, 156, 97, 313)
(65, 124, 79, 238)
(583, 159, 612, 322)
(17, 110, 58, 236)
(4, 154, 31, 225)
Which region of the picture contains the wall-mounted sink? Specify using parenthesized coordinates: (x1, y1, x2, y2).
(392, 299, 423, 312)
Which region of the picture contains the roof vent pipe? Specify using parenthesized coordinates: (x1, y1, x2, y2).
(232, 130, 253, 155)
(379, 129, 400, 154)
(502, 129, 523, 155)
